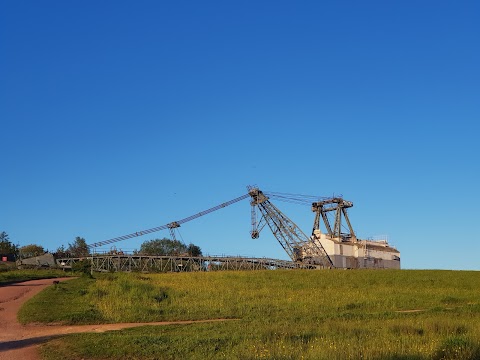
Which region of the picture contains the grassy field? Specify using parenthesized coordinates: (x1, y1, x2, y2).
(19, 269, 480, 359)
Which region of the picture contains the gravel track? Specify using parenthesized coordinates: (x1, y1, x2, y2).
(0, 277, 235, 359)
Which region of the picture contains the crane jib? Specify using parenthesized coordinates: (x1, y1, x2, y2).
(88, 193, 250, 248)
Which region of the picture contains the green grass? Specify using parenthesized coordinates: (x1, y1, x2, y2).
(0, 269, 73, 284)
(18, 276, 102, 324)
(18, 269, 480, 359)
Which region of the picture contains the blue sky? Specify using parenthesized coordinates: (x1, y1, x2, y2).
(1, 1, 479, 270)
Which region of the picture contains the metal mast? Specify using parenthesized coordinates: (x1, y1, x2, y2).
(311, 198, 356, 241)
(248, 187, 333, 268)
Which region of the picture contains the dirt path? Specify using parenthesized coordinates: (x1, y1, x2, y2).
(0, 278, 236, 360)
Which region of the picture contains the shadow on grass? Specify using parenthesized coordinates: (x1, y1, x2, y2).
(0, 335, 62, 352)
(0, 282, 52, 287)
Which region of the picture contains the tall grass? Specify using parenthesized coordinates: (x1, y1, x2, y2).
(87, 270, 480, 323)
(20, 269, 480, 359)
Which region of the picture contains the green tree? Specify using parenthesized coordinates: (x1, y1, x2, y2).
(19, 244, 45, 258)
(187, 243, 202, 256)
(0, 231, 18, 255)
(139, 238, 195, 256)
(55, 244, 69, 258)
(72, 259, 93, 277)
(67, 237, 90, 257)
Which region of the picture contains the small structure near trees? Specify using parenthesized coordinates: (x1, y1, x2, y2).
(0, 231, 18, 262)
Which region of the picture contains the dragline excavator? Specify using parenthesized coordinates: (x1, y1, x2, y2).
(87, 187, 335, 268)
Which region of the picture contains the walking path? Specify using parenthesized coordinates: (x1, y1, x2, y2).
(0, 278, 234, 360)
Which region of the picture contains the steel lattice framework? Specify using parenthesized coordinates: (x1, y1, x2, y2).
(248, 187, 333, 268)
(56, 255, 319, 273)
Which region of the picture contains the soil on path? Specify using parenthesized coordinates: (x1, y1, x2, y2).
(0, 278, 234, 360)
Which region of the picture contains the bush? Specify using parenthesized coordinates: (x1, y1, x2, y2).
(72, 259, 93, 278)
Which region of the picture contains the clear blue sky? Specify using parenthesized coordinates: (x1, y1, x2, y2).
(1, 1, 479, 270)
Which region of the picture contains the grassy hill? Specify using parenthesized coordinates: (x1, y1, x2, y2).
(19, 269, 480, 359)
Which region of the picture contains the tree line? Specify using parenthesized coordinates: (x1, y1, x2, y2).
(0, 231, 202, 259)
